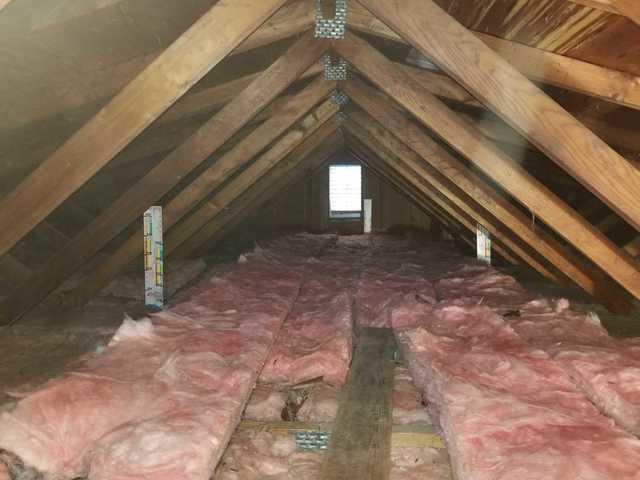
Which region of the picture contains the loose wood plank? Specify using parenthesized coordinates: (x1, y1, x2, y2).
(358, 0, 640, 230)
(0, 0, 289, 259)
(334, 33, 640, 301)
(321, 328, 395, 480)
(344, 79, 630, 310)
(0, 32, 328, 324)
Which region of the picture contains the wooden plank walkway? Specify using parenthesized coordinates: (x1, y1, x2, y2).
(320, 327, 396, 480)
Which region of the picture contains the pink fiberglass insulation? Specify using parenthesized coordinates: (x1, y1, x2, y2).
(389, 446, 452, 480)
(297, 383, 341, 422)
(213, 429, 323, 480)
(392, 366, 431, 425)
(0, 236, 321, 479)
(504, 298, 640, 436)
(244, 386, 288, 422)
(356, 260, 436, 328)
(394, 300, 640, 480)
(259, 241, 360, 387)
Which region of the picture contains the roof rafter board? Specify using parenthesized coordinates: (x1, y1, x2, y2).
(347, 4, 640, 112)
(0, 0, 291, 261)
(53, 78, 334, 303)
(172, 118, 342, 261)
(343, 79, 627, 307)
(349, 144, 470, 234)
(0, 33, 329, 324)
(354, 2, 640, 230)
(572, 0, 640, 23)
(164, 104, 339, 256)
(348, 145, 457, 231)
(348, 137, 522, 266)
(345, 122, 558, 281)
(184, 136, 344, 260)
(58, 106, 340, 308)
(333, 34, 640, 301)
(4, 0, 315, 133)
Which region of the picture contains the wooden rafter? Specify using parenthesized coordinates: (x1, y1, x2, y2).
(56, 79, 335, 306)
(0, 32, 329, 324)
(59, 106, 340, 308)
(333, 33, 640, 300)
(165, 106, 339, 256)
(355, 1, 640, 230)
(572, 0, 640, 24)
(346, 103, 633, 312)
(346, 122, 558, 281)
(343, 80, 631, 307)
(0, 0, 290, 260)
(347, 3, 640, 112)
(182, 135, 343, 260)
(349, 138, 522, 267)
(172, 119, 342, 261)
(6, 0, 314, 133)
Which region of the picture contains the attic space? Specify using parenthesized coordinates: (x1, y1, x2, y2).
(1, 0, 640, 478)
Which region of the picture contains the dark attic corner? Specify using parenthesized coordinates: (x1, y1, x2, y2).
(0, 0, 640, 478)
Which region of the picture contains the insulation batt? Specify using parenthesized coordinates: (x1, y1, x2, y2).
(507, 298, 640, 436)
(212, 430, 323, 480)
(440, 261, 640, 437)
(297, 383, 341, 422)
(392, 366, 431, 425)
(260, 239, 360, 387)
(0, 235, 332, 479)
(394, 300, 640, 480)
(244, 386, 287, 422)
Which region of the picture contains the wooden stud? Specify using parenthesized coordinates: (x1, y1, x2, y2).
(347, 3, 640, 112)
(354, 2, 640, 229)
(334, 33, 640, 301)
(343, 79, 629, 308)
(0, 33, 329, 323)
(0, 0, 290, 259)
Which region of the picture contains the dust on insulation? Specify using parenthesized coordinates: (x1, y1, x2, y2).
(1, 233, 640, 479)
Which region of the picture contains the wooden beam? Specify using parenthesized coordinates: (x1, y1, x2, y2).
(54, 78, 334, 304)
(349, 139, 521, 267)
(6, 0, 314, 133)
(184, 136, 343, 259)
(173, 118, 342, 260)
(347, 3, 640, 112)
(334, 34, 640, 300)
(320, 328, 395, 480)
(59, 107, 340, 308)
(0, 33, 328, 324)
(0, 0, 290, 259)
(571, 0, 640, 24)
(355, 1, 640, 230)
(346, 123, 558, 280)
(165, 106, 339, 255)
(0, 255, 31, 284)
(343, 79, 629, 307)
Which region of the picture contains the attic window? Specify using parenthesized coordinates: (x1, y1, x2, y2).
(329, 164, 362, 219)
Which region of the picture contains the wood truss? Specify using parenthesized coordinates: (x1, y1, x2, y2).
(0, 0, 638, 324)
